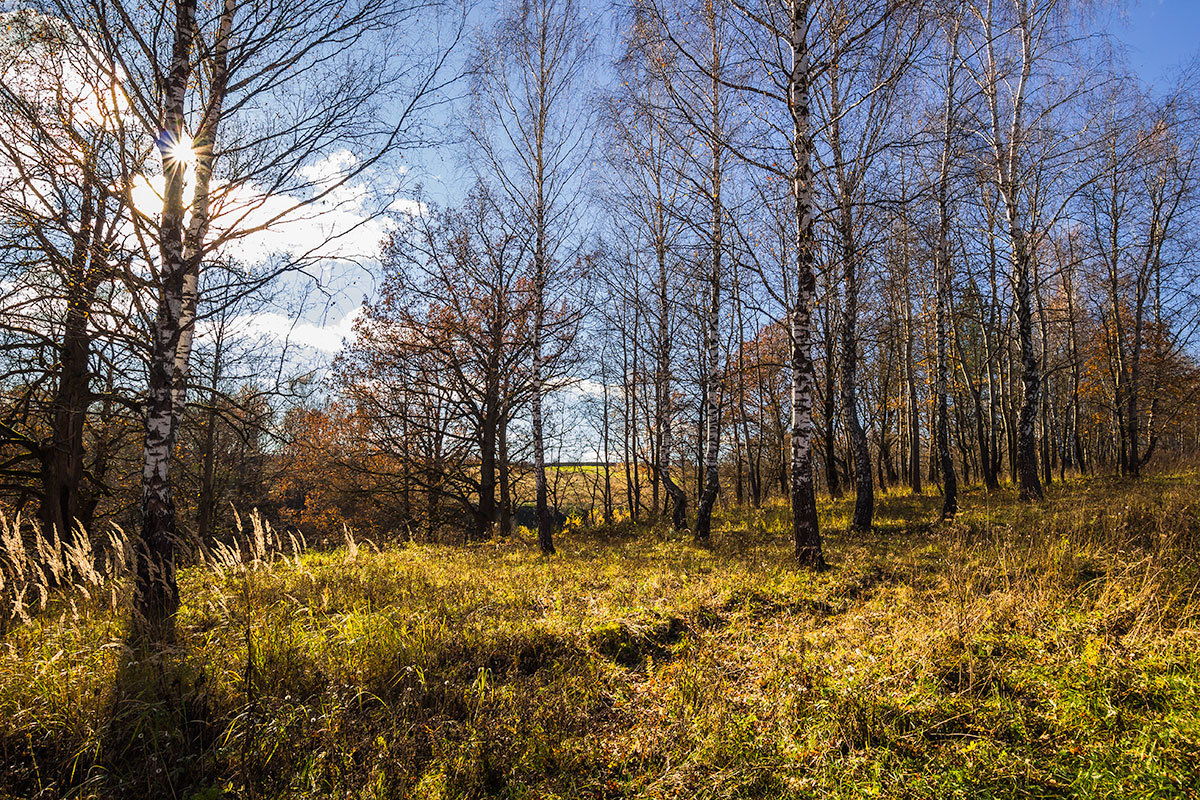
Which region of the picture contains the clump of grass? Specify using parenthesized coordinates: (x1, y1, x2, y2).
(0, 511, 132, 637)
(2, 471, 1200, 798)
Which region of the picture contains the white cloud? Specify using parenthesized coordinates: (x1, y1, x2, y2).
(217, 180, 394, 266)
(299, 149, 360, 188)
(388, 196, 428, 217)
(126, 166, 406, 269)
(232, 305, 363, 353)
(569, 378, 607, 398)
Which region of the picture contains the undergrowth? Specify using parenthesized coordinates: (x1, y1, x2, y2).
(2, 470, 1199, 799)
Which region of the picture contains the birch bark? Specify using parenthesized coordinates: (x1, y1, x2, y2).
(135, 0, 199, 641)
(789, 0, 824, 568)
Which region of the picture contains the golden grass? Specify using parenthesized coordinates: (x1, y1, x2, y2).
(2, 469, 1199, 798)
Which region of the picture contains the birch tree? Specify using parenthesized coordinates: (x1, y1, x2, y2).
(787, 0, 824, 566)
(602, 23, 693, 530)
(964, 0, 1086, 501)
(1084, 78, 1200, 478)
(631, 0, 744, 544)
(471, 0, 592, 555)
(48, 0, 461, 640)
(692, 0, 730, 546)
(815, 1, 920, 531)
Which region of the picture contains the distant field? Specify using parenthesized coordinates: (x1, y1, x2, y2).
(541, 462, 753, 519)
(3, 470, 1200, 798)
(544, 462, 642, 517)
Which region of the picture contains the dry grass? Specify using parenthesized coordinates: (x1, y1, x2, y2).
(2, 470, 1199, 798)
(0, 513, 131, 638)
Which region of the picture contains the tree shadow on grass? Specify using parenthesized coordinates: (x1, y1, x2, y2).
(94, 629, 220, 800)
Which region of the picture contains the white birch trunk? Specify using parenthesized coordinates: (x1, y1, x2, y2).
(790, 0, 824, 568)
(135, 0, 199, 641)
(693, 6, 723, 545)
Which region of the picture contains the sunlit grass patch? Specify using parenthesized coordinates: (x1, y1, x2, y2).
(2, 469, 1199, 798)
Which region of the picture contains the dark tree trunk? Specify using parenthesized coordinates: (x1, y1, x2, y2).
(934, 32, 959, 519)
(477, 387, 498, 541)
(838, 222, 873, 530)
(822, 307, 842, 499)
(196, 363, 221, 545)
(654, 216, 687, 531)
(532, 184, 554, 553)
(1012, 233, 1043, 501)
(40, 180, 108, 549)
(906, 297, 921, 495)
(694, 18, 724, 546)
(935, 261, 957, 519)
(498, 413, 513, 537)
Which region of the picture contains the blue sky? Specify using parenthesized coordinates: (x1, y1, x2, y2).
(1112, 0, 1200, 89)
(407, 0, 1200, 232)
(268, 0, 1200, 361)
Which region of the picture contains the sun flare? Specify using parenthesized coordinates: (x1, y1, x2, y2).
(161, 131, 197, 171)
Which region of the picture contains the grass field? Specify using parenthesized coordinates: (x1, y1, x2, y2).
(3, 471, 1200, 799)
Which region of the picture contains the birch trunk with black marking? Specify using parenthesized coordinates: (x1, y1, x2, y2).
(981, 0, 1041, 501)
(935, 247, 957, 518)
(789, 0, 824, 569)
(693, 9, 724, 546)
(171, 0, 233, 426)
(693, 250, 721, 544)
(135, 0, 198, 642)
(136, 0, 233, 641)
(1011, 225, 1042, 500)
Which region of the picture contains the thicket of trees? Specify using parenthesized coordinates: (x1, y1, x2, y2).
(3, 0, 1200, 641)
(314, 0, 1200, 550)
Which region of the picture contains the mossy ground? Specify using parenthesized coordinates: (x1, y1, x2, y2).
(3, 471, 1200, 798)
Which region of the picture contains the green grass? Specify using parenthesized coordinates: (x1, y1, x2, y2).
(3, 471, 1200, 798)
